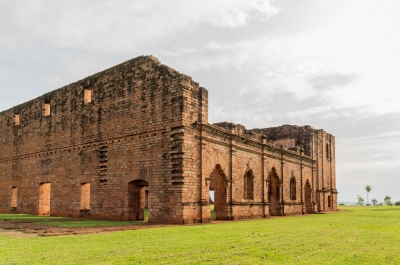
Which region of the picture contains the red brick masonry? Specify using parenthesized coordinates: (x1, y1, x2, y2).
(0, 56, 337, 224)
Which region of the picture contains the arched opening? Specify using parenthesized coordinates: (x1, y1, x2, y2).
(268, 167, 281, 216)
(128, 179, 149, 221)
(304, 180, 313, 214)
(209, 164, 228, 220)
(244, 169, 254, 200)
(290, 176, 296, 200)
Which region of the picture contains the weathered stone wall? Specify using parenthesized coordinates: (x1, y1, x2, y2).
(0, 55, 207, 223)
(0, 55, 336, 224)
(252, 125, 337, 212)
(192, 122, 316, 221)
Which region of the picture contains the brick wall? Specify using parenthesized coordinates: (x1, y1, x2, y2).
(0, 55, 207, 223)
(0, 55, 336, 224)
(252, 125, 337, 212)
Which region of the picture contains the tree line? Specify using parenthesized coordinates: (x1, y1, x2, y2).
(356, 185, 400, 206)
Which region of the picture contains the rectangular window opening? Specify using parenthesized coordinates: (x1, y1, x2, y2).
(84, 88, 92, 104)
(11, 187, 18, 208)
(80, 183, 91, 210)
(39, 183, 51, 216)
(43, 103, 51, 116)
(14, 114, 20, 126)
(328, 195, 331, 208)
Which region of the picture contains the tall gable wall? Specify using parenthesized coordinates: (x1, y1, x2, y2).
(0, 55, 208, 223)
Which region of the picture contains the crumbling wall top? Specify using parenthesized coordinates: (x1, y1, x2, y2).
(212, 122, 262, 142)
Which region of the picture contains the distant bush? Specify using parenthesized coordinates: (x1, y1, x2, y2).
(395, 201, 400, 206)
(339, 203, 345, 206)
(366, 204, 371, 206)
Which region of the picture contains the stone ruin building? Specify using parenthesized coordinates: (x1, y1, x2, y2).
(0, 55, 337, 224)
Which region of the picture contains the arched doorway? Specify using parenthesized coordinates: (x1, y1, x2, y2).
(268, 167, 281, 216)
(128, 179, 149, 221)
(304, 180, 313, 214)
(209, 164, 228, 220)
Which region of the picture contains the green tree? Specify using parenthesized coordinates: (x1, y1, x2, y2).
(365, 185, 371, 204)
(384, 196, 392, 206)
(371, 198, 378, 206)
(357, 195, 365, 206)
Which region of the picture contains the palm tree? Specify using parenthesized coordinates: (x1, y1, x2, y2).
(371, 198, 378, 206)
(365, 185, 371, 204)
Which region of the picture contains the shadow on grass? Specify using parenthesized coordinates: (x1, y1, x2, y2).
(0, 214, 62, 221)
(0, 213, 147, 228)
(36, 220, 145, 228)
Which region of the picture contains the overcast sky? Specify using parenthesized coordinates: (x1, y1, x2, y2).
(1, 0, 399, 203)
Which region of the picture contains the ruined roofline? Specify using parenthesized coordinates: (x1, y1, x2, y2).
(212, 122, 297, 143)
(251, 124, 335, 139)
(212, 122, 262, 139)
(251, 124, 316, 132)
(1, 55, 197, 114)
(212, 122, 335, 158)
(214, 122, 317, 130)
(213, 122, 319, 137)
(202, 122, 313, 159)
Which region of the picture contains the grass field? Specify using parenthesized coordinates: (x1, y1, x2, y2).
(1, 206, 400, 264)
(0, 214, 62, 221)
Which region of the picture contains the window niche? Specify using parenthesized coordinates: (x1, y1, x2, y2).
(84, 87, 92, 104)
(14, 114, 20, 126)
(43, 102, 51, 116)
(11, 187, 18, 208)
(80, 183, 91, 210)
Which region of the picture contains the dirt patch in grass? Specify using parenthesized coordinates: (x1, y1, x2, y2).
(0, 218, 171, 237)
(0, 228, 38, 238)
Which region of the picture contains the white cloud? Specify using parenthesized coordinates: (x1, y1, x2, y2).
(202, 0, 280, 27)
(0, 0, 279, 55)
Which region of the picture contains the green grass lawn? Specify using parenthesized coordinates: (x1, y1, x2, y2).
(1, 207, 400, 264)
(0, 214, 62, 221)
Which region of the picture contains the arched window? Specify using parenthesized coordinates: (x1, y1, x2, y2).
(244, 169, 254, 200)
(269, 167, 280, 200)
(290, 177, 296, 200)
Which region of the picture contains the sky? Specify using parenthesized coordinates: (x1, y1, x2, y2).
(1, 0, 400, 203)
